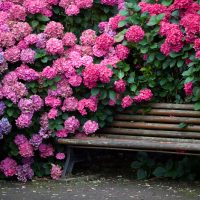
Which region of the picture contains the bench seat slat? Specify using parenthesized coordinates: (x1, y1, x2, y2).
(115, 115, 200, 124)
(101, 128, 200, 138)
(111, 121, 200, 132)
(57, 138, 200, 152)
(149, 103, 194, 110)
(123, 109, 200, 117)
(97, 134, 200, 143)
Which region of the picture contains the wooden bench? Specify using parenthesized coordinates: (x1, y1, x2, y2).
(57, 103, 200, 177)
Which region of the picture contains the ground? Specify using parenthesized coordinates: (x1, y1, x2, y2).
(1, 150, 200, 200)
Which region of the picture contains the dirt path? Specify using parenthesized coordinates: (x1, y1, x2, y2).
(1, 175, 200, 200)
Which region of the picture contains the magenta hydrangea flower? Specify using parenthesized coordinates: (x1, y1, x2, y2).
(133, 89, 153, 103)
(0, 157, 17, 177)
(125, 25, 145, 43)
(121, 95, 133, 108)
(184, 82, 193, 96)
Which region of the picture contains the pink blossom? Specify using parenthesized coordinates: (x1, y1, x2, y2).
(0, 157, 17, 177)
(64, 116, 80, 133)
(114, 79, 126, 93)
(45, 96, 61, 108)
(56, 153, 65, 160)
(133, 89, 153, 103)
(48, 108, 58, 119)
(115, 44, 129, 60)
(51, 164, 62, 180)
(184, 82, 193, 96)
(121, 95, 133, 108)
(46, 38, 64, 55)
(62, 97, 78, 112)
(44, 21, 64, 38)
(39, 144, 54, 158)
(42, 66, 57, 79)
(83, 120, 99, 135)
(18, 142, 34, 158)
(16, 113, 33, 128)
(125, 25, 145, 43)
(56, 129, 68, 138)
(62, 32, 77, 46)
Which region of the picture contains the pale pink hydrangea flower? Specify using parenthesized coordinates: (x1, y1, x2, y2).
(51, 164, 62, 180)
(83, 120, 99, 135)
(64, 116, 80, 133)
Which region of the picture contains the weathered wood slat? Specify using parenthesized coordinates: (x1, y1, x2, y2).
(111, 121, 200, 132)
(123, 109, 200, 117)
(57, 138, 200, 152)
(98, 134, 200, 143)
(70, 146, 200, 156)
(114, 115, 200, 124)
(101, 128, 200, 138)
(149, 103, 194, 110)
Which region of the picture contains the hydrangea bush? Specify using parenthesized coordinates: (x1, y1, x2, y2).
(0, 0, 199, 181)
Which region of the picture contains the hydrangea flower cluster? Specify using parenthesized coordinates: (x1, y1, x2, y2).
(2, 0, 194, 182)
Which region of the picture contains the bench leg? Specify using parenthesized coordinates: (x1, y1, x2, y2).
(61, 147, 75, 178)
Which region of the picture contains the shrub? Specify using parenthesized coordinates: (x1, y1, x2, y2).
(0, 0, 200, 181)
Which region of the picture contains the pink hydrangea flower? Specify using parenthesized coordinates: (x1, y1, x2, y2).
(62, 97, 78, 112)
(16, 113, 33, 128)
(64, 116, 80, 133)
(184, 82, 193, 96)
(56, 129, 68, 138)
(44, 21, 64, 38)
(83, 120, 99, 135)
(42, 66, 57, 79)
(121, 95, 133, 108)
(0, 157, 17, 177)
(56, 153, 65, 160)
(18, 142, 34, 158)
(125, 25, 145, 43)
(115, 44, 129, 60)
(51, 164, 62, 180)
(62, 32, 77, 46)
(114, 79, 126, 93)
(46, 38, 64, 55)
(133, 89, 153, 103)
(39, 144, 54, 158)
(48, 108, 58, 119)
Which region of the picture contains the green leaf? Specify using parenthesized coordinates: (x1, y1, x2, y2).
(194, 102, 200, 110)
(137, 169, 147, 180)
(119, 10, 128, 16)
(118, 71, 125, 79)
(115, 30, 125, 42)
(147, 14, 165, 26)
(36, 14, 50, 22)
(153, 167, 166, 177)
(51, 85, 57, 90)
(31, 20, 39, 28)
(177, 60, 184, 68)
(162, 0, 173, 6)
(118, 20, 127, 28)
(179, 122, 187, 129)
(7, 109, 14, 117)
(130, 84, 137, 92)
(109, 91, 116, 100)
(91, 88, 100, 96)
(131, 161, 142, 169)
